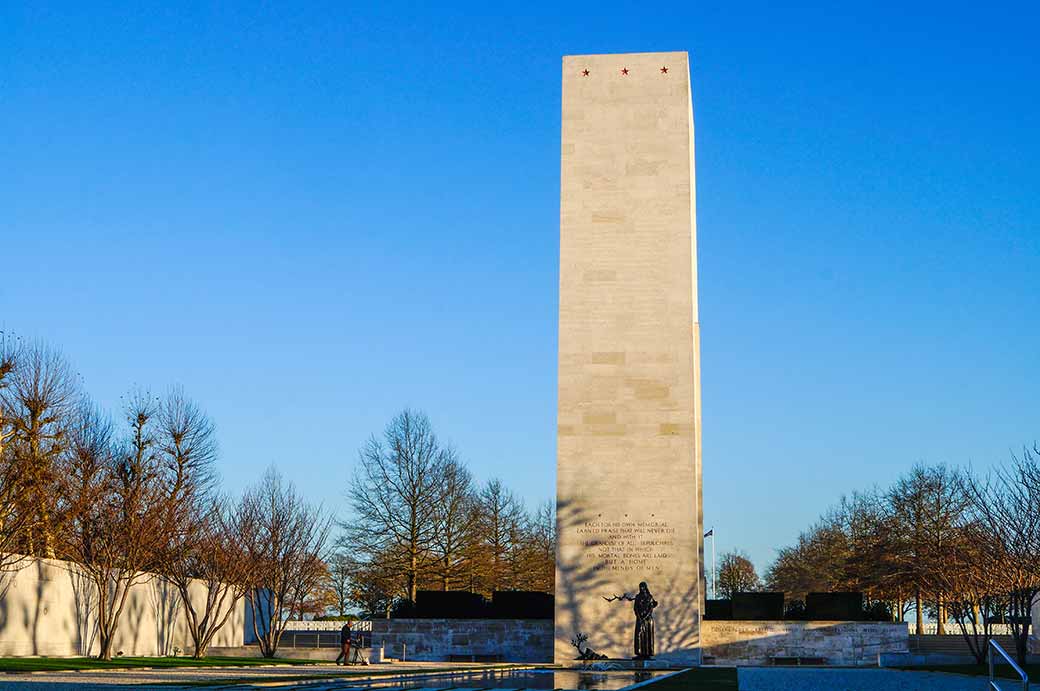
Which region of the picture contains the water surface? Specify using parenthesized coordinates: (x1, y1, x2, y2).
(337, 668, 667, 690)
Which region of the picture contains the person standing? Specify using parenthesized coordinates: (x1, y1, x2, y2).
(335, 621, 352, 665)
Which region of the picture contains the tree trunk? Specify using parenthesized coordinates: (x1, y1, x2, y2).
(408, 550, 417, 602)
(98, 622, 115, 661)
(915, 589, 923, 636)
(936, 594, 944, 635)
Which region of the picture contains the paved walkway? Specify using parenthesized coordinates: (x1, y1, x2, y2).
(0, 661, 509, 690)
(738, 667, 991, 691)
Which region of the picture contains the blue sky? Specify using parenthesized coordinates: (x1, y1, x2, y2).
(3, 1, 1038, 574)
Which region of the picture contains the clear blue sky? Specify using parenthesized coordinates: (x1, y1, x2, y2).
(3, 2, 1038, 575)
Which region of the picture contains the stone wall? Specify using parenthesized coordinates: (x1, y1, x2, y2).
(0, 556, 245, 657)
(702, 621, 908, 666)
(269, 619, 907, 666)
(368, 619, 553, 662)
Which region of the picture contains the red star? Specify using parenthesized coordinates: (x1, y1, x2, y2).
(660, 66, 668, 74)
(621, 67, 629, 75)
(582, 69, 589, 76)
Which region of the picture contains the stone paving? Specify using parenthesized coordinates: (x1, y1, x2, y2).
(0, 661, 510, 690)
(738, 667, 991, 691)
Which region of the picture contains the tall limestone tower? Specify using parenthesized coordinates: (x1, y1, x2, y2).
(556, 51, 703, 665)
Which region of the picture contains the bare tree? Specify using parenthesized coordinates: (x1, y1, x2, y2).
(327, 551, 354, 616)
(934, 519, 1005, 664)
(963, 450, 1040, 665)
(164, 498, 248, 658)
(505, 508, 535, 591)
(833, 492, 904, 615)
(769, 468, 975, 625)
(525, 501, 556, 593)
(347, 410, 449, 602)
(298, 561, 338, 619)
(717, 551, 760, 598)
(150, 388, 241, 656)
(766, 519, 847, 601)
(430, 454, 476, 590)
(0, 334, 30, 577)
(240, 468, 332, 658)
(343, 549, 401, 618)
(473, 478, 526, 593)
(0, 331, 17, 459)
(1, 342, 79, 558)
(59, 394, 170, 659)
(889, 464, 968, 635)
(157, 388, 219, 530)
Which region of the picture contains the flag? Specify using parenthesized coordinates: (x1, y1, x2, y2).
(704, 528, 713, 538)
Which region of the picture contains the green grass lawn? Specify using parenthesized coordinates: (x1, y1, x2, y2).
(644, 668, 738, 691)
(0, 655, 324, 673)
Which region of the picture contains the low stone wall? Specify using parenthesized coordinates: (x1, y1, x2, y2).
(210, 645, 340, 661)
(702, 620, 908, 666)
(0, 556, 245, 657)
(368, 619, 553, 662)
(233, 619, 907, 666)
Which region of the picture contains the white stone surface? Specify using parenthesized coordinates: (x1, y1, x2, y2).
(556, 51, 702, 665)
(0, 556, 244, 657)
(702, 620, 908, 666)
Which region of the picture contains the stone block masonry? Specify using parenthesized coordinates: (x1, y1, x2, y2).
(369, 619, 553, 663)
(344, 619, 908, 665)
(557, 50, 703, 666)
(702, 621, 909, 666)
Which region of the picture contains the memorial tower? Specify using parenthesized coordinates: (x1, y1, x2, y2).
(555, 51, 703, 665)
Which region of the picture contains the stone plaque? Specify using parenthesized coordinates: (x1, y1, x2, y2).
(555, 51, 703, 665)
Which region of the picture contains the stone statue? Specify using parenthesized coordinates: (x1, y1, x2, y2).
(603, 581, 659, 659)
(633, 582, 658, 659)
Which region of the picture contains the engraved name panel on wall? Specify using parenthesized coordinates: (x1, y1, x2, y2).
(576, 516, 677, 573)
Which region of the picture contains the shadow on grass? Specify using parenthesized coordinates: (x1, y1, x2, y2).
(641, 668, 737, 691)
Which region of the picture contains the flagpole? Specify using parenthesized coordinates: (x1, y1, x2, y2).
(704, 527, 717, 600)
(711, 530, 716, 600)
